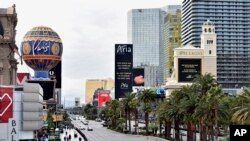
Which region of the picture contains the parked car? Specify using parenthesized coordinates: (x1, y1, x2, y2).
(87, 126, 93, 131)
(83, 121, 88, 125)
(96, 118, 102, 122)
(79, 126, 85, 130)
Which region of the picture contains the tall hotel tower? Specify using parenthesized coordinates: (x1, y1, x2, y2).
(181, 0, 250, 91)
(163, 5, 182, 79)
(128, 8, 166, 86)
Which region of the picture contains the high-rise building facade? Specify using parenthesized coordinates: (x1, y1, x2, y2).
(128, 8, 166, 86)
(163, 5, 182, 79)
(182, 0, 250, 89)
(0, 5, 18, 85)
(85, 79, 114, 104)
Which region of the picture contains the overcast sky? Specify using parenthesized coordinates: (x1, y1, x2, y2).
(1, 0, 182, 105)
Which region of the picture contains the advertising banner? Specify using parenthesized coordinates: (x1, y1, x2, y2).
(0, 86, 13, 123)
(133, 68, 144, 86)
(178, 59, 201, 82)
(115, 44, 133, 99)
(17, 73, 30, 85)
(98, 93, 110, 107)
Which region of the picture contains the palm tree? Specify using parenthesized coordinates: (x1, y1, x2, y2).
(218, 96, 233, 135)
(192, 73, 217, 141)
(108, 100, 121, 128)
(83, 103, 92, 119)
(192, 73, 217, 97)
(232, 86, 250, 124)
(129, 98, 140, 133)
(194, 86, 228, 141)
(179, 85, 198, 141)
(168, 89, 186, 141)
(138, 89, 156, 135)
(121, 92, 136, 132)
(156, 99, 172, 140)
(208, 86, 223, 140)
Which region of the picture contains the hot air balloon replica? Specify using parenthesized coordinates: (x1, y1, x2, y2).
(21, 26, 63, 79)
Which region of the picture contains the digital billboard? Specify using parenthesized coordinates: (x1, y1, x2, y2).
(115, 44, 133, 99)
(133, 68, 144, 86)
(178, 59, 201, 82)
(98, 93, 110, 107)
(0, 87, 13, 123)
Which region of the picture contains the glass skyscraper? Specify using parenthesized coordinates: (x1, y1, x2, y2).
(182, 0, 250, 89)
(163, 5, 182, 79)
(128, 8, 166, 86)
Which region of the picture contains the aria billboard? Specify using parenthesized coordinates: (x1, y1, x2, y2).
(133, 68, 144, 86)
(178, 59, 201, 82)
(115, 44, 133, 99)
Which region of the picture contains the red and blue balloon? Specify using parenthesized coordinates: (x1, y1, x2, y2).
(21, 26, 63, 78)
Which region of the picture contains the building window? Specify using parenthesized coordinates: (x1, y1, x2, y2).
(209, 50, 212, 54)
(207, 40, 213, 44)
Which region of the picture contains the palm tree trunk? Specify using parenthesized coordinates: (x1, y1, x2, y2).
(145, 112, 149, 135)
(125, 109, 128, 131)
(128, 110, 131, 133)
(211, 125, 214, 141)
(159, 121, 162, 134)
(164, 121, 171, 140)
(174, 120, 180, 141)
(199, 121, 203, 141)
(135, 109, 138, 133)
(164, 123, 168, 139)
(202, 125, 207, 141)
(214, 98, 218, 141)
(187, 122, 194, 141)
(187, 122, 191, 141)
(208, 126, 211, 141)
(166, 121, 171, 140)
(112, 117, 116, 128)
(193, 124, 196, 141)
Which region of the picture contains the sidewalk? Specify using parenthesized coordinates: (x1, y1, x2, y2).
(60, 128, 84, 141)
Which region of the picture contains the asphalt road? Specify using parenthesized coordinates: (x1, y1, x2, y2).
(71, 119, 167, 141)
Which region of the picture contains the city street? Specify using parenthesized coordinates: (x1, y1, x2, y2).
(71, 119, 167, 141)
